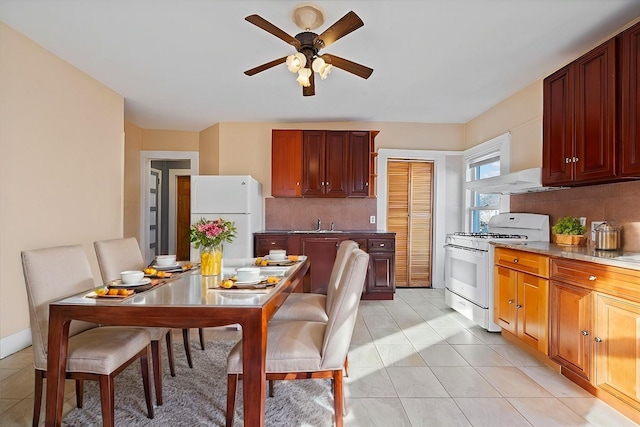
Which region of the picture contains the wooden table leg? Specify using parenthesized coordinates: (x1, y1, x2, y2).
(241, 312, 267, 427)
(45, 308, 71, 427)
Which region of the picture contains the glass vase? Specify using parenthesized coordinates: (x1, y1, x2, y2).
(200, 244, 223, 276)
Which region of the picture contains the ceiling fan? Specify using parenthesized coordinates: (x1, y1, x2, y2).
(244, 4, 373, 96)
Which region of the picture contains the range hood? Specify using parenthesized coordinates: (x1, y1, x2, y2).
(465, 168, 564, 194)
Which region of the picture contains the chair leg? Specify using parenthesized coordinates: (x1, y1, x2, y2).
(226, 374, 238, 427)
(32, 370, 44, 427)
(151, 340, 163, 406)
(166, 330, 176, 377)
(182, 328, 194, 368)
(98, 375, 116, 427)
(140, 347, 154, 419)
(344, 355, 349, 377)
(199, 328, 205, 350)
(75, 379, 84, 408)
(269, 379, 275, 397)
(333, 369, 344, 427)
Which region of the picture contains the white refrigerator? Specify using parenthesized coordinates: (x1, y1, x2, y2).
(190, 175, 264, 261)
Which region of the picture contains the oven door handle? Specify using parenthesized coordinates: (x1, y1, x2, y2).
(444, 243, 488, 253)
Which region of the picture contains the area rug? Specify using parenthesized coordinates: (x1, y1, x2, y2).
(62, 339, 334, 426)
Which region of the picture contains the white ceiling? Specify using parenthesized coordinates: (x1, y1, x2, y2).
(2, 1, 639, 131)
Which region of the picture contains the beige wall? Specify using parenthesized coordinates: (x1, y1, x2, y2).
(465, 80, 543, 171)
(0, 23, 125, 355)
(199, 123, 220, 175)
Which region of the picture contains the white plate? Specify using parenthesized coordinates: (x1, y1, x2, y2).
(234, 275, 267, 285)
(110, 277, 152, 287)
(154, 262, 180, 270)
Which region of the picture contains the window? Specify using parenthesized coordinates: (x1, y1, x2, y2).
(463, 133, 511, 232)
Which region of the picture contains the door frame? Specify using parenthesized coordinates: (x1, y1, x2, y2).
(377, 149, 462, 289)
(139, 151, 199, 263)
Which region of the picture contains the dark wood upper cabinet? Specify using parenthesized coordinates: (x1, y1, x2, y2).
(543, 65, 574, 185)
(543, 21, 640, 187)
(271, 130, 302, 197)
(347, 131, 371, 197)
(574, 38, 617, 183)
(273, 129, 378, 198)
(622, 21, 640, 176)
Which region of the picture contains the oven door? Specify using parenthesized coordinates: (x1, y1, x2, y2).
(444, 244, 489, 307)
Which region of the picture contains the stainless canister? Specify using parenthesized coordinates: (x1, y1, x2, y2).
(594, 222, 621, 250)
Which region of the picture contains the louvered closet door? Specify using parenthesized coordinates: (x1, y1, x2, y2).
(387, 160, 433, 287)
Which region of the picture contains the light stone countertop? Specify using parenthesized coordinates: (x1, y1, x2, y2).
(491, 241, 640, 273)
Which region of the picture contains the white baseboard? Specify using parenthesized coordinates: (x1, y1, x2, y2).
(0, 328, 32, 359)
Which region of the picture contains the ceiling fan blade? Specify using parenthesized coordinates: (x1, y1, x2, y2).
(314, 11, 363, 49)
(245, 15, 301, 48)
(244, 56, 288, 76)
(323, 54, 373, 79)
(303, 72, 315, 96)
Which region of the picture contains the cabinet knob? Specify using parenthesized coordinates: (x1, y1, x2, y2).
(513, 258, 519, 263)
(565, 157, 571, 163)
(380, 243, 385, 247)
(594, 337, 603, 343)
(581, 330, 590, 336)
(516, 304, 523, 309)
(573, 157, 579, 162)
(588, 275, 597, 281)
(508, 299, 514, 304)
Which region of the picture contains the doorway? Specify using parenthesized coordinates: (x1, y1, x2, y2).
(387, 160, 434, 287)
(140, 151, 199, 263)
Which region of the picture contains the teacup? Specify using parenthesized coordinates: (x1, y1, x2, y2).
(121, 270, 144, 284)
(236, 267, 260, 282)
(156, 255, 176, 267)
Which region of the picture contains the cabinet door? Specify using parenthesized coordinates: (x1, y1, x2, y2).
(324, 131, 348, 197)
(300, 237, 340, 294)
(494, 266, 517, 335)
(518, 273, 549, 355)
(550, 281, 592, 380)
(272, 130, 302, 197)
(347, 131, 370, 197)
(543, 65, 574, 186)
(594, 293, 640, 411)
(302, 131, 326, 196)
(621, 21, 640, 177)
(367, 252, 395, 294)
(574, 38, 617, 183)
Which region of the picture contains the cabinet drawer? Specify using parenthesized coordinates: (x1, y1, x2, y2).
(494, 247, 549, 278)
(255, 236, 288, 256)
(368, 239, 394, 252)
(551, 258, 640, 302)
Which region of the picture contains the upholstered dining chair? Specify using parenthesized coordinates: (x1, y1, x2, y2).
(271, 240, 359, 323)
(225, 248, 370, 427)
(21, 244, 154, 427)
(93, 238, 205, 371)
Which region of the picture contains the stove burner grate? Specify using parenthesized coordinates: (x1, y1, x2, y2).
(453, 232, 528, 239)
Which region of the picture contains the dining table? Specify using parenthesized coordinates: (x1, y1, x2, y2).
(44, 257, 310, 427)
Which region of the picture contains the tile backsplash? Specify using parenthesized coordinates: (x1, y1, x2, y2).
(265, 198, 377, 231)
(511, 180, 640, 252)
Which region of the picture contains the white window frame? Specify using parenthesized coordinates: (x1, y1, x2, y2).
(463, 132, 511, 232)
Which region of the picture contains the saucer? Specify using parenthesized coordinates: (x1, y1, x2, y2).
(110, 278, 152, 288)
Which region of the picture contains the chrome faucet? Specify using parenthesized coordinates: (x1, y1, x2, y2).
(330, 222, 335, 231)
(316, 218, 321, 231)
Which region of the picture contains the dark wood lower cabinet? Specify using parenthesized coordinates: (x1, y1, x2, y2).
(254, 232, 395, 299)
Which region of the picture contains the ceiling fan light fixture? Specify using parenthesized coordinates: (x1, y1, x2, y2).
(286, 52, 306, 73)
(312, 57, 332, 79)
(296, 67, 312, 87)
(291, 3, 325, 30)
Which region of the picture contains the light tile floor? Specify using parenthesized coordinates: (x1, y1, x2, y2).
(1, 288, 638, 426)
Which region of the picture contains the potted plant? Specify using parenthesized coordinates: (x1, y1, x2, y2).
(552, 216, 587, 246)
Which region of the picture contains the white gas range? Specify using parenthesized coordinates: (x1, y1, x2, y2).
(444, 213, 550, 332)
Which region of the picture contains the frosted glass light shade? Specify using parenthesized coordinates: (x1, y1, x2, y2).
(286, 53, 306, 73)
